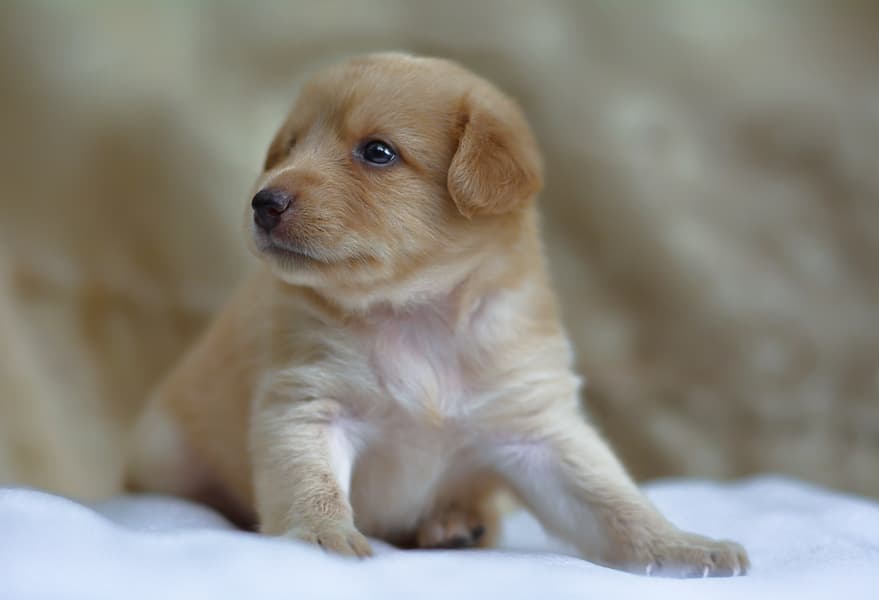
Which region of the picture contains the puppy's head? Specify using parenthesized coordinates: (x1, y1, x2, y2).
(248, 53, 543, 299)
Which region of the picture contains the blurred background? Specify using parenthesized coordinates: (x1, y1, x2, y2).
(1, 1, 877, 500)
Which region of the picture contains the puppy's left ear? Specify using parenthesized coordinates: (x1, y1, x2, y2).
(448, 88, 543, 218)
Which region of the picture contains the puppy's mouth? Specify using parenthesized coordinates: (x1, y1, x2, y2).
(253, 230, 324, 265)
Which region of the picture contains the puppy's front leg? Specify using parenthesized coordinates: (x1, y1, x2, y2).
(250, 390, 372, 557)
(493, 401, 748, 577)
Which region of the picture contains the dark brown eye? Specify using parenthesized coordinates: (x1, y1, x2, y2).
(360, 140, 397, 166)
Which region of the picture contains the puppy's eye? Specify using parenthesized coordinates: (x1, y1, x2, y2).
(359, 140, 397, 166)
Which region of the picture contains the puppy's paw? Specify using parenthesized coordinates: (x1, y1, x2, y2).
(415, 508, 487, 549)
(619, 530, 749, 578)
(288, 521, 373, 558)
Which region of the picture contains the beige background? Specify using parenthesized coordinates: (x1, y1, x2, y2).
(1, 1, 877, 500)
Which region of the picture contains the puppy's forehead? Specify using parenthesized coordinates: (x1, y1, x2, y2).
(296, 55, 472, 144)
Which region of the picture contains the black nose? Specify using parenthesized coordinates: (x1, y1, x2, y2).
(252, 188, 292, 232)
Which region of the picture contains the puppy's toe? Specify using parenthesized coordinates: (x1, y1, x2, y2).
(288, 521, 373, 558)
(627, 531, 750, 578)
(415, 508, 486, 549)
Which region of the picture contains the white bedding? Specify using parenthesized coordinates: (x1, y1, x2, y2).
(1, 476, 877, 600)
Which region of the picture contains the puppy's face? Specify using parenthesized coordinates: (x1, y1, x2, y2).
(248, 53, 543, 295)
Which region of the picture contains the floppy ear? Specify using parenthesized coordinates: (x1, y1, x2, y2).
(447, 90, 543, 218)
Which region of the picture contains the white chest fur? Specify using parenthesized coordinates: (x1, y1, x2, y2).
(368, 304, 470, 422)
(345, 304, 481, 535)
(332, 290, 532, 537)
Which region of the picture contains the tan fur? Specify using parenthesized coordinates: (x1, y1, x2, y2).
(127, 53, 748, 576)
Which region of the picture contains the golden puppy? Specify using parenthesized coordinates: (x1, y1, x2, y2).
(128, 53, 749, 576)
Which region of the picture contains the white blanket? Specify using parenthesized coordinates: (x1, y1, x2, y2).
(2, 476, 877, 600)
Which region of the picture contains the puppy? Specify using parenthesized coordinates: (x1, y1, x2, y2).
(127, 53, 749, 576)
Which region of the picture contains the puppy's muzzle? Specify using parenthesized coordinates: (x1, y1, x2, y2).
(252, 188, 292, 232)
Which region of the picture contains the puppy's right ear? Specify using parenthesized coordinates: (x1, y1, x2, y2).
(263, 127, 292, 171)
(447, 88, 543, 218)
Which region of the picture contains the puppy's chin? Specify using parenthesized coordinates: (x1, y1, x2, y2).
(250, 229, 324, 275)
(250, 228, 376, 291)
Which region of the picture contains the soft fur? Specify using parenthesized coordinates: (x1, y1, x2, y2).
(127, 53, 748, 577)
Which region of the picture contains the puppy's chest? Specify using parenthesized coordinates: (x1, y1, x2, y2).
(366, 309, 475, 421)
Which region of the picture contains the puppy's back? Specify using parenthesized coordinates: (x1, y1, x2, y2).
(127, 268, 279, 509)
